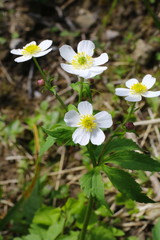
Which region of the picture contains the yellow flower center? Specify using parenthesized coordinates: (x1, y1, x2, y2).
(78, 114, 97, 131)
(130, 83, 147, 94)
(22, 44, 41, 56)
(71, 52, 93, 69)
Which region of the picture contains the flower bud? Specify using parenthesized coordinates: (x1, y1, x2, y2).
(125, 122, 135, 130)
(37, 79, 45, 86)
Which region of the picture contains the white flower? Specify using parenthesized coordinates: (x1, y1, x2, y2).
(10, 40, 52, 63)
(59, 40, 108, 79)
(115, 74, 160, 102)
(64, 101, 113, 146)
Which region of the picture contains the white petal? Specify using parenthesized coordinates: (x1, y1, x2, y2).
(14, 55, 32, 62)
(77, 40, 95, 56)
(61, 63, 74, 73)
(59, 45, 76, 63)
(91, 128, 105, 145)
(125, 94, 142, 102)
(142, 91, 160, 98)
(94, 111, 113, 128)
(126, 78, 139, 88)
(10, 49, 22, 55)
(115, 88, 130, 96)
(78, 101, 93, 115)
(32, 48, 52, 57)
(75, 69, 90, 79)
(24, 41, 36, 48)
(61, 63, 106, 79)
(64, 110, 80, 127)
(93, 53, 109, 66)
(38, 40, 52, 50)
(60, 63, 76, 74)
(72, 127, 90, 146)
(87, 66, 107, 78)
(60, 63, 90, 78)
(142, 74, 156, 89)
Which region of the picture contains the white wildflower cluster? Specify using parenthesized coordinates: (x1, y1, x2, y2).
(11, 39, 160, 146)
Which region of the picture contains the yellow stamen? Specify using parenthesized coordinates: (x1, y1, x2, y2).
(130, 83, 147, 94)
(22, 44, 41, 56)
(71, 52, 93, 69)
(78, 114, 97, 131)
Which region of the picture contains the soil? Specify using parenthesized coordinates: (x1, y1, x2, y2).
(1, 0, 160, 239)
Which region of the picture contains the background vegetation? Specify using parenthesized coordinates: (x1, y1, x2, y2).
(1, 0, 160, 239)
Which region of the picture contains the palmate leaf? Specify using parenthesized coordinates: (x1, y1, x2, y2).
(80, 168, 111, 213)
(103, 138, 141, 155)
(103, 166, 153, 203)
(42, 126, 74, 145)
(105, 151, 160, 171)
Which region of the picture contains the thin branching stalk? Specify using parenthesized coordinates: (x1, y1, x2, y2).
(32, 57, 67, 111)
(79, 144, 96, 240)
(32, 57, 46, 81)
(79, 196, 94, 240)
(79, 77, 84, 102)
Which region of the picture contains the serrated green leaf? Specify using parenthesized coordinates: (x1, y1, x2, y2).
(29, 224, 47, 239)
(103, 166, 154, 203)
(0, 177, 42, 231)
(39, 136, 56, 156)
(67, 104, 78, 111)
(42, 126, 74, 145)
(50, 86, 57, 95)
(152, 218, 160, 240)
(103, 138, 141, 155)
(80, 168, 111, 212)
(46, 218, 65, 240)
(91, 169, 111, 210)
(14, 234, 41, 240)
(62, 196, 85, 227)
(57, 231, 79, 240)
(33, 206, 61, 226)
(80, 171, 93, 197)
(86, 226, 116, 240)
(106, 151, 160, 171)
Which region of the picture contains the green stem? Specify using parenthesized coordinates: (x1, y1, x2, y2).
(113, 102, 136, 134)
(97, 135, 112, 165)
(79, 77, 84, 102)
(124, 102, 136, 125)
(32, 57, 67, 111)
(79, 143, 97, 240)
(55, 92, 68, 111)
(79, 196, 94, 240)
(32, 57, 46, 81)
